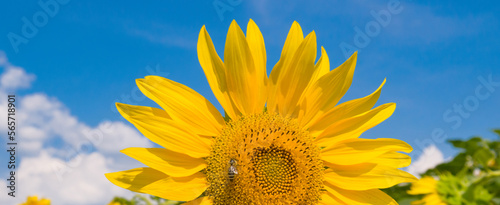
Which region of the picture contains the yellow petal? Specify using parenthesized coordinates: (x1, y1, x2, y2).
(224, 20, 265, 114)
(105, 168, 208, 202)
(315, 103, 396, 147)
(301, 46, 331, 125)
(40, 199, 50, 205)
(117, 103, 211, 158)
(278, 21, 304, 64)
(371, 151, 412, 168)
(246, 19, 266, 71)
(136, 76, 224, 136)
(323, 182, 398, 205)
(319, 190, 346, 205)
(197, 25, 241, 119)
(274, 31, 318, 117)
(407, 176, 438, 195)
(268, 21, 304, 114)
(309, 46, 330, 84)
(410, 199, 426, 205)
(306, 78, 385, 130)
(324, 163, 417, 190)
(21, 196, 51, 205)
(321, 138, 412, 166)
(114, 102, 171, 119)
(246, 19, 268, 113)
(420, 193, 447, 205)
(297, 52, 356, 126)
(181, 196, 213, 205)
(121, 148, 206, 177)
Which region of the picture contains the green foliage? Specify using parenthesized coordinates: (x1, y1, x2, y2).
(437, 173, 470, 204)
(109, 196, 134, 205)
(385, 129, 500, 204)
(381, 184, 419, 205)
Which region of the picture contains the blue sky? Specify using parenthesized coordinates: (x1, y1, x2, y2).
(1, 0, 500, 204)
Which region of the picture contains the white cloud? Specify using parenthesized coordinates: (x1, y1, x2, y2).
(0, 51, 35, 91)
(0, 52, 153, 205)
(406, 144, 445, 177)
(0, 66, 36, 90)
(92, 121, 151, 154)
(19, 126, 47, 140)
(1, 151, 133, 205)
(15, 93, 151, 155)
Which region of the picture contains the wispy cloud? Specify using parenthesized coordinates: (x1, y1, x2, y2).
(385, 3, 490, 45)
(247, 1, 491, 47)
(124, 22, 196, 49)
(0, 52, 36, 90)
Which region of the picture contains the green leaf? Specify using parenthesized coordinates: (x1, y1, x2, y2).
(449, 139, 467, 148)
(425, 153, 467, 175)
(381, 184, 412, 202)
(493, 129, 500, 137)
(472, 147, 495, 168)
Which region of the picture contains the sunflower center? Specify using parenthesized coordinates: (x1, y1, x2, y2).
(252, 145, 298, 195)
(205, 112, 323, 205)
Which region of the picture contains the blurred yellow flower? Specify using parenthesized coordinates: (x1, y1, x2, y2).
(106, 19, 416, 204)
(18, 196, 50, 205)
(107, 201, 121, 205)
(408, 176, 446, 205)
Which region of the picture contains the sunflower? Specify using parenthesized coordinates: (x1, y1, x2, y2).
(105, 19, 416, 204)
(18, 196, 50, 205)
(407, 176, 446, 205)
